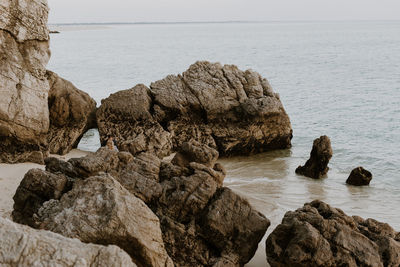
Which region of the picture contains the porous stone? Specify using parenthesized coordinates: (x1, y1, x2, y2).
(346, 167, 373, 186)
(296, 135, 333, 179)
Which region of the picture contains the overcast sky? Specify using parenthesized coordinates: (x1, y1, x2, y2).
(48, 0, 400, 24)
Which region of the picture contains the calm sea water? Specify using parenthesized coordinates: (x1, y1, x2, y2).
(48, 21, 400, 265)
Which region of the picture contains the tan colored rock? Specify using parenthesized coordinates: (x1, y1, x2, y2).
(35, 174, 174, 267)
(97, 61, 292, 158)
(0, 217, 136, 267)
(266, 200, 400, 267)
(0, 0, 51, 163)
(47, 70, 97, 155)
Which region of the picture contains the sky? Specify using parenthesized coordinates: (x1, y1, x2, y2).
(48, 0, 400, 24)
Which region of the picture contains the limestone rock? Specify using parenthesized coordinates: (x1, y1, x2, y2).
(35, 174, 174, 267)
(96, 84, 173, 158)
(346, 167, 373, 186)
(0, 217, 136, 267)
(266, 200, 400, 267)
(0, 0, 51, 163)
(97, 61, 292, 158)
(13, 142, 269, 266)
(47, 70, 97, 155)
(296, 136, 333, 179)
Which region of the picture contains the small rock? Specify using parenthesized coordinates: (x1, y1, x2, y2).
(346, 167, 372, 186)
(296, 135, 333, 179)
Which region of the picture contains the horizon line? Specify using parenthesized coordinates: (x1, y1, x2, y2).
(49, 19, 400, 26)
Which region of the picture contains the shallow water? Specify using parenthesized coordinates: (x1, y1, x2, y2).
(48, 21, 400, 262)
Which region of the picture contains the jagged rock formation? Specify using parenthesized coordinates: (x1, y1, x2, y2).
(346, 167, 373, 186)
(0, 0, 51, 163)
(47, 70, 97, 155)
(0, 217, 136, 267)
(97, 61, 292, 158)
(296, 136, 332, 179)
(13, 141, 270, 266)
(266, 200, 400, 267)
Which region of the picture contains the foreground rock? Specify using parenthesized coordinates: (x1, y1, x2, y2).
(0, 217, 136, 267)
(346, 167, 373, 186)
(266, 200, 400, 267)
(47, 71, 97, 155)
(13, 142, 270, 266)
(0, 0, 51, 163)
(97, 61, 292, 158)
(296, 136, 332, 179)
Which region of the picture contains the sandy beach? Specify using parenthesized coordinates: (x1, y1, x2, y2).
(0, 149, 89, 220)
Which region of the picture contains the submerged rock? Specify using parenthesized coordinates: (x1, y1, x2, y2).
(47, 70, 97, 155)
(266, 200, 400, 267)
(296, 136, 332, 179)
(0, 217, 136, 267)
(346, 167, 373, 186)
(0, 0, 51, 163)
(13, 143, 270, 266)
(97, 61, 292, 158)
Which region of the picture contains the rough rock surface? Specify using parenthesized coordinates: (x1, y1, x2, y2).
(0, 0, 51, 163)
(47, 70, 97, 155)
(346, 167, 373, 186)
(97, 61, 292, 158)
(14, 142, 270, 266)
(0, 217, 136, 267)
(296, 136, 333, 179)
(266, 200, 400, 267)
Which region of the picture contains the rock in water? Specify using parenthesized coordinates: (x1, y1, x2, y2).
(266, 200, 400, 267)
(14, 143, 270, 266)
(0, 217, 136, 267)
(296, 135, 332, 179)
(346, 167, 373, 186)
(97, 61, 292, 158)
(47, 70, 97, 155)
(0, 0, 51, 163)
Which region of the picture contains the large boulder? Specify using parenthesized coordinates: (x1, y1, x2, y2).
(0, 217, 136, 267)
(266, 200, 400, 267)
(97, 61, 292, 158)
(346, 166, 373, 186)
(296, 136, 333, 179)
(47, 70, 97, 155)
(14, 143, 270, 266)
(0, 0, 51, 163)
(35, 174, 174, 267)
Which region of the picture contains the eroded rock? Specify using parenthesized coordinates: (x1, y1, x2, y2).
(0, 0, 51, 163)
(97, 61, 292, 158)
(47, 70, 97, 155)
(266, 200, 400, 267)
(346, 167, 373, 186)
(296, 136, 333, 179)
(0, 217, 136, 267)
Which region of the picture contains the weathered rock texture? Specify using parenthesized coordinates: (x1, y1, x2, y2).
(266, 200, 400, 267)
(0, 217, 136, 267)
(97, 61, 292, 158)
(47, 70, 97, 155)
(346, 167, 373, 186)
(0, 0, 51, 163)
(296, 135, 333, 179)
(13, 142, 270, 266)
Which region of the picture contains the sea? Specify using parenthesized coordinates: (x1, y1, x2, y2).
(48, 21, 400, 265)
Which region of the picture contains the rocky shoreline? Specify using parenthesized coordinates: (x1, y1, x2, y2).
(0, 0, 399, 266)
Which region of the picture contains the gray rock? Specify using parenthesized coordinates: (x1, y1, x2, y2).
(346, 167, 373, 186)
(0, 217, 136, 267)
(47, 70, 97, 155)
(266, 200, 400, 267)
(0, 0, 51, 163)
(296, 136, 333, 179)
(97, 61, 292, 158)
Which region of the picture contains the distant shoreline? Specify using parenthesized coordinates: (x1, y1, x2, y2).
(48, 19, 400, 27)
